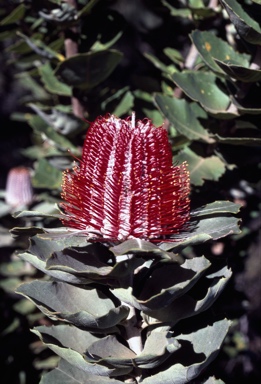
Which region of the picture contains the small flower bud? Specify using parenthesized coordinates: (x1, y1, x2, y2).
(5, 167, 33, 208)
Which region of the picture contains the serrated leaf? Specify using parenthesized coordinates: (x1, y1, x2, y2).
(86, 332, 181, 370)
(155, 94, 214, 143)
(135, 331, 180, 369)
(192, 200, 241, 216)
(175, 147, 226, 186)
(46, 246, 145, 287)
(172, 71, 232, 116)
(40, 359, 123, 384)
(39, 62, 72, 96)
(190, 30, 250, 74)
(32, 325, 123, 376)
(86, 335, 136, 367)
(142, 319, 231, 383)
(17, 281, 129, 330)
(135, 256, 211, 310)
(160, 201, 241, 252)
(220, 0, 261, 45)
(55, 50, 123, 89)
(144, 266, 232, 324)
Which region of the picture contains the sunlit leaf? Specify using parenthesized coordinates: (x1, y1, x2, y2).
(175, 147, 226, 186)
(190, 30, 250, 74)
(172, 71, 232, 116)
(155, 94, 214, 143)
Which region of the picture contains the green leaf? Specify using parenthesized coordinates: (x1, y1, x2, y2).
(162, 0, 191, 18)
(172, 71, 232, 116)
(46, 246, 145, 286)
(0, 201, 11, 218)
(192, 200, 241, 216)
(144, 266, 232, 324)
(160, 201, 241, 252)
(214, 59, 261, 82)
(214, 134, 261, 146)
(190, 30, 250, 74)
(19, 252, 90, 284)
(112, 91, 134, 117)
(17, 32, 64, 60)
(27, 114, 78, 152)
(175, 147, 226, 186)
(135, 331, 180, 369)
(13, 209, 62, 219)
(29, 103, 85, 137)
(164, 47, 184, 65)
(15, 230, 90, 283)
(86, 333, 180, 369)
(86, 335, 136, 367)
(114, 257, 232, 320)
(11, 226, 45, 237)
(77, 0, 101, 18)
(32, 158, 63, 189)
(110, 239, 182, 262)
(17, 281, 129, 330)
(0, 4, 26, 25)
(32, 325, 123, 376)
(220, 0, 261, 45)
(136, 256, 211, 310)
(55, 50, 123, 89)
(144, 52, 176, 75)
(0, 259, 35, 277)
(40, 359, 123, 384)
(155, 94, 214, 143)
(39, 62, 72, 96)
(17, 72, 49, 101)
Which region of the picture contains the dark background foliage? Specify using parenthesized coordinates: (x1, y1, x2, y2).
(0, 0, 260, 383)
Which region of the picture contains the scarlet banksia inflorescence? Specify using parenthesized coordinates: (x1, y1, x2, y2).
(60, 114, 190, 242)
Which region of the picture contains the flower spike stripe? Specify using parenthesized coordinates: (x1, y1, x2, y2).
(61, 114, 190, 242)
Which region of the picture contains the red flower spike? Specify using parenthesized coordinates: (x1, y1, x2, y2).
(60, 114, 190, 242)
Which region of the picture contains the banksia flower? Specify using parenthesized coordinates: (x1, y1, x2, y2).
(5, 167, 33, 207)
(60, 114, 190, 242)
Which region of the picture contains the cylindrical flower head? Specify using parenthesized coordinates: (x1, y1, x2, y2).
(5, 167, 33, 207)
(60, 114, 190, 242)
